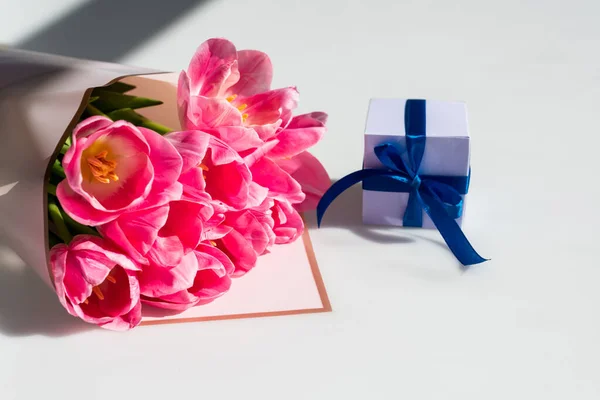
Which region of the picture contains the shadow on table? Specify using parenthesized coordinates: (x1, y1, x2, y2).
(17, 0, 212, 62)
(304, 181, 414, 244)
(0, 237, 92, 337)
(305, 180, 463, 266)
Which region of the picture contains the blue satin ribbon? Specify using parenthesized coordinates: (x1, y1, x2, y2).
(316, 99, 487, 266)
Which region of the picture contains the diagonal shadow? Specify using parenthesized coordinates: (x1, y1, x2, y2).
(0, 0, 214, 338)
(0, 234, 93, 337)
(17, 0, 212, 62)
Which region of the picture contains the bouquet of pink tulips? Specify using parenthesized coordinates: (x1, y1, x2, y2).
(42, 38, 330, 330)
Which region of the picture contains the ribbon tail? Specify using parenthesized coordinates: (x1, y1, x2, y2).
(420, 190, 488, 266)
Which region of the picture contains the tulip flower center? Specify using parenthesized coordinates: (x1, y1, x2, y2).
(198, 163, 209, 180)
(226, 94, 249, 122)
(83, 272, 117, 304)
(85, 149, 119, 184)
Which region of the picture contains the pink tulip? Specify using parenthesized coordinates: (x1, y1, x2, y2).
(57, 117, 183, 226)
(266, 112, 328, 159)
(214, 209, 275, 277)
(275, 151, 331, 212)
(248, 198, 277, 251)
(49, 235, 142, 331)
(166, 130, 267, 210)
(99, 199, 215, 269)
(271, 199, 304, 244)
(249, 156, 305, 205)
(178, 38, 298, 138)
(140, 244, 233, 311)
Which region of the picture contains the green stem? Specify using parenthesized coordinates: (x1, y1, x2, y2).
(62, 210, 99, 237)
(107, 108, 173, 135)
(47, 183, 57, 197)
(141, 120, 173, 135)
(86, 103, 107, 117)
(52, 160, 66, 179)
(60, 136, 72, 155)
(48, 200, 72, 243)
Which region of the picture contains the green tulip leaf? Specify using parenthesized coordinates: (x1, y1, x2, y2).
(91, 90, 163, 113)
(107, 108, 173, 135)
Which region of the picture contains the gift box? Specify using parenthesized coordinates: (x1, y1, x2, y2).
(362, 98, 471, 228)
(317, 98, 485, 266)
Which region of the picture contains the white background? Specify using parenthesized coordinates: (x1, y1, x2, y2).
(1, 0, 599, 398)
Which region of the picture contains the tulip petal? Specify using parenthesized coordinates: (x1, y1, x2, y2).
(189, 250, 231, 304)
(160, 199, 213, 251)
(56, 182, 118, 225)
(183, 96, 243, 130)
(167, 130, 211, 172)
(100, 298, 142, 331)
(69, 235, 141, 271)
(250, 157, 305, 204)
(205, 126, 264, 153)
(72, 115, 113, 141)
(178, 168, 207, 199)
(226, 211, 270, 255)
(188, 38, 240, 97)
(276, 151, 331, 212)
(98, 205, 170, 265)
(219, 229, 257, 277)
(272, 200, 304, 244)
(242, 139, 279, 167)
(247, 182, 269, 208)
(142, 181, 184, 210)
(138, 127, 183, 189)
(145, 235, 185, 269)
(196, 243, 235, 275)
(140, 251, 198, 297)
(240, 87, 299, 139)
(227, 50, 273, 97)
(267, 112, 327, 159)
(49, 244, 76, 313)
(79, 266, 135, 319)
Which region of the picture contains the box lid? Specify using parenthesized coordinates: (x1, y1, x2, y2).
(365, 98, 469, 138)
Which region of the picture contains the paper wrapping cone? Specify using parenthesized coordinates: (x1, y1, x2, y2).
(0, 49, 331, 326)
(0, 48, 176, 287)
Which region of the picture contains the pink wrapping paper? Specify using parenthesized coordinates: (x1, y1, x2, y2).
(0, 49, 330, 325)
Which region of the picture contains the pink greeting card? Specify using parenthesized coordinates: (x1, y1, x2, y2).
(141, 229, 330, 325)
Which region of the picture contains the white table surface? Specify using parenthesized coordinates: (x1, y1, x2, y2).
(1, 0, 599, 398)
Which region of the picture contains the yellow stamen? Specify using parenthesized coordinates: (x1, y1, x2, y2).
(93, 286, 105, 300)
(236, 104, 247, 112)
(87, 150, 118, 184)
(83, 298, 89, 305)
(209, 240, 217, 246)
(87, 157, 106, 168)
(198, 163, 209, 171)
(242, 113, 249, 122)
(106, 275, 116, 284)
(93, 175, 110, 184)
(226, 94, 237, 102)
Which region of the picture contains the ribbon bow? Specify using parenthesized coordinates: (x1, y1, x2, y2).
(316, 99, 487, 266)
